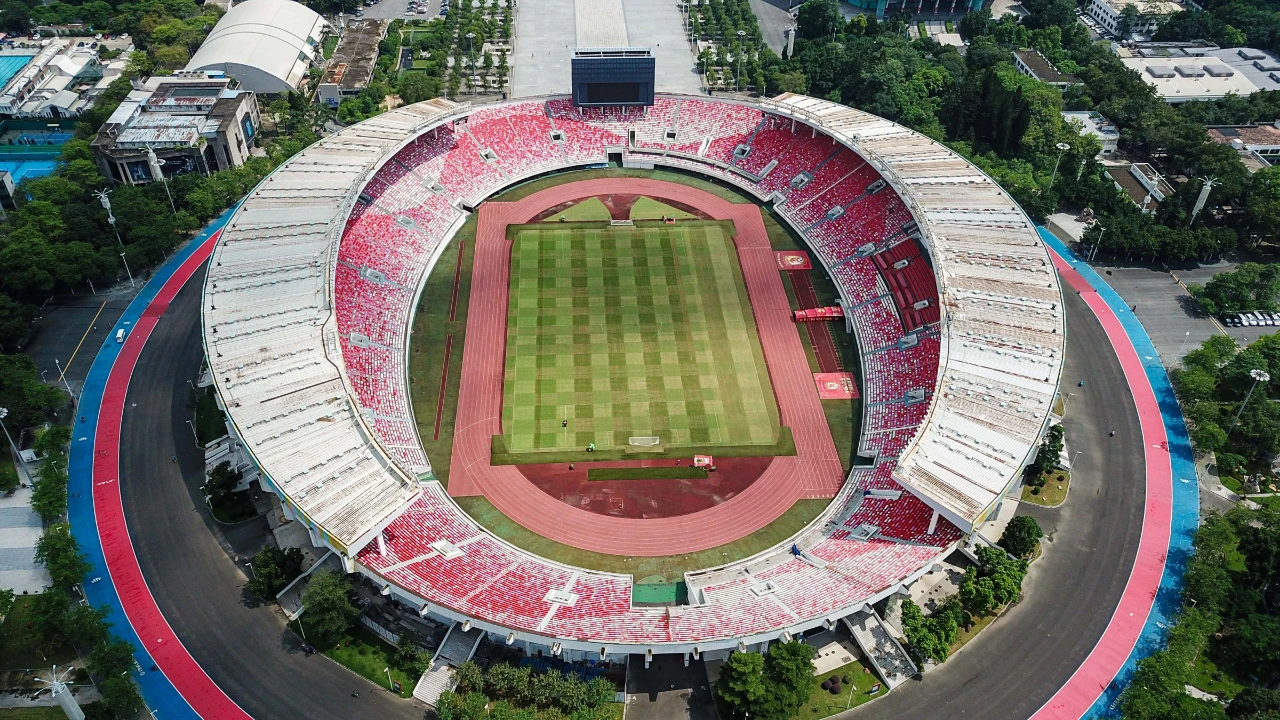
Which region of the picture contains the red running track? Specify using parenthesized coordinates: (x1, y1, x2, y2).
(93, 232, 254, 720)
(1029, 250, 1172, 720)
(448, 179, 844, 556)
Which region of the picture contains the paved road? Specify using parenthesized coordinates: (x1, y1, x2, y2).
(24, 283, 138, 397)
(847, 287, 1146, 719)
(748, 0, 793, 56)
(117, 266, 422, 720)
(115, 263, 1145, 720)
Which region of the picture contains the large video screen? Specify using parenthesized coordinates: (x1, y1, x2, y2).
(585, 82, 641, 104)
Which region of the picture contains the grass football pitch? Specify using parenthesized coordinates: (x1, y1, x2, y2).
(501, 220, 781, 456)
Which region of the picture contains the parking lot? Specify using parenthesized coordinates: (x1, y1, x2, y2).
(357, 0, 442, 22)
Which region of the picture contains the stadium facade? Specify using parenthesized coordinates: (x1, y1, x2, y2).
(201, 93, 1064, 665)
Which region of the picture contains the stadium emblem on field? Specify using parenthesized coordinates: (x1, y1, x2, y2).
(774, 251, 812, 270)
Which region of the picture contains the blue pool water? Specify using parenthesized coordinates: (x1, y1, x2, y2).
(0, 55, 33, 87)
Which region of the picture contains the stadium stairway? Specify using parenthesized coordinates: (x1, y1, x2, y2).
(843, 609, 917, 689)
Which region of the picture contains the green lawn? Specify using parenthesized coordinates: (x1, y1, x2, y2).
(493, 167, 755, 205)
(543, 197, 611, 222)
(193, 387, 226, 446)
(586, 466, 708, 481)
(0, 596, 76, 671)
(1187, 647, 1246, 699)
(500, 221, 781, 459)
(408, 214, 478, 487)
(796, 660, 885, 717)
(455, 495, 828, 581)
(630, 196, 695, 220)
(322, 626, 416, 699)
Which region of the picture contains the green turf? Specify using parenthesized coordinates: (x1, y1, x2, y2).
(629, 197, 696, 220)
(408, 214, 478, 487)
(499, 220, 780, 459)
(543, 197, 611, 222)
(454, 495, 830, 581)
(586, 466, 708, 481)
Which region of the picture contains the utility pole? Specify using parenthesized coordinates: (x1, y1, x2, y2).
(94, 190, 135, 288)
(146, 146, 178, 216)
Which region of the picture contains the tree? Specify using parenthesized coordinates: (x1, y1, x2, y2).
(999, 516, 1043, 559)
(454, 660, 484, 694)
(391, 628, 431, 676)
(1229, 687, 1280, 718)
(246, 545, 304, 600)
(0, 355, 62, 430)
(762, 641, 817, 718)
(298, 570, 358, 648)
(716, 651, 766, 717)
(35, 523, 90, 592)
(795, 0, 841, 40)
(1188, 263, 1280, 316)
(204, 460, 242, 504)
(0, 588, 12, 620)
(398, 71, 441, 105)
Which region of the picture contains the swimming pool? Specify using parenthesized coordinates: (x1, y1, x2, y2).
(0, 55, 34, 88)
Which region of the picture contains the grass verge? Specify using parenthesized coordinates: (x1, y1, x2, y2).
(1021, 470, 1069, 507)
(630, 196, 696, 220)
(0, 708, 99, 719)
(319, 626, 416, 699)
(193, 387, 225, 446)
(587, 466, 708, 481)
(453, 495, 828, 581)
(0, 596, 76, 670)
(797, 660, 885, 717)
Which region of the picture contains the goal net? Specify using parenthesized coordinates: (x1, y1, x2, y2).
(628, 436, 661, 446)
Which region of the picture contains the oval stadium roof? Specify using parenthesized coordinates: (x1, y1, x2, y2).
(185, 0, 330, 94)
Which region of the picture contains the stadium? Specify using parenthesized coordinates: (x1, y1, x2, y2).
(199, 89, 1065, 682)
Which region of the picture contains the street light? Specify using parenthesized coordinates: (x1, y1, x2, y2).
(384, 667, 393, 690)
(1226, 368, 1271, 437)
(53, 358, 74, 398)
(1178, 330, 1191, 355)
(735, 30, 746, 92)
(0, 408, 30, 485)
(185, 419, 199, 446)
(119, 253, 135, 288)
(1049, 142, 1071, 190)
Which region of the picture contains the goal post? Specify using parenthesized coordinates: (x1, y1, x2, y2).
(629, 436, 661, 446)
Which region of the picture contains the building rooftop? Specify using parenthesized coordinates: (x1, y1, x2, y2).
(322, 19, 386, 91)
(1062, 110, 1119, 141)
(1207, 122, 1280, 147)
(1097, 0, 1183, 13)
(185, 0, 330, 93)
(1013, 49, 1079, 85)
(1123, 47, 1280, 101)
(1112, 39, 1219, 58)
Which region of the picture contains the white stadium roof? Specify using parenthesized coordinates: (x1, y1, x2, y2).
(185, 0, 330, 94)
(203, 92, 1062, 558)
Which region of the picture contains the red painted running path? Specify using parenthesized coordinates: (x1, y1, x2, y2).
(1029, 250, 1173, 720)
(448, 179, 844, 556)
(93, 231, 254, 720)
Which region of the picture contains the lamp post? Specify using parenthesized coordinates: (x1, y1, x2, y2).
(1226, 369, 1270, 437)
(0, 408, 30, 485)
(1049, 142, 1071, 190)
(119, 253, 135, 288)
(384, 667, 393, 690)
(1088, 226, 1105, 262)
(94, 190, 134, 288)
(146, 146, 178, 216)
(735, 30, 746, 91)
(1178, 330, 1191, 355)
(53, 359, 74, 398)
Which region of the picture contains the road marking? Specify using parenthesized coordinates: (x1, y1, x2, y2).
(60, 301, 108, 382)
